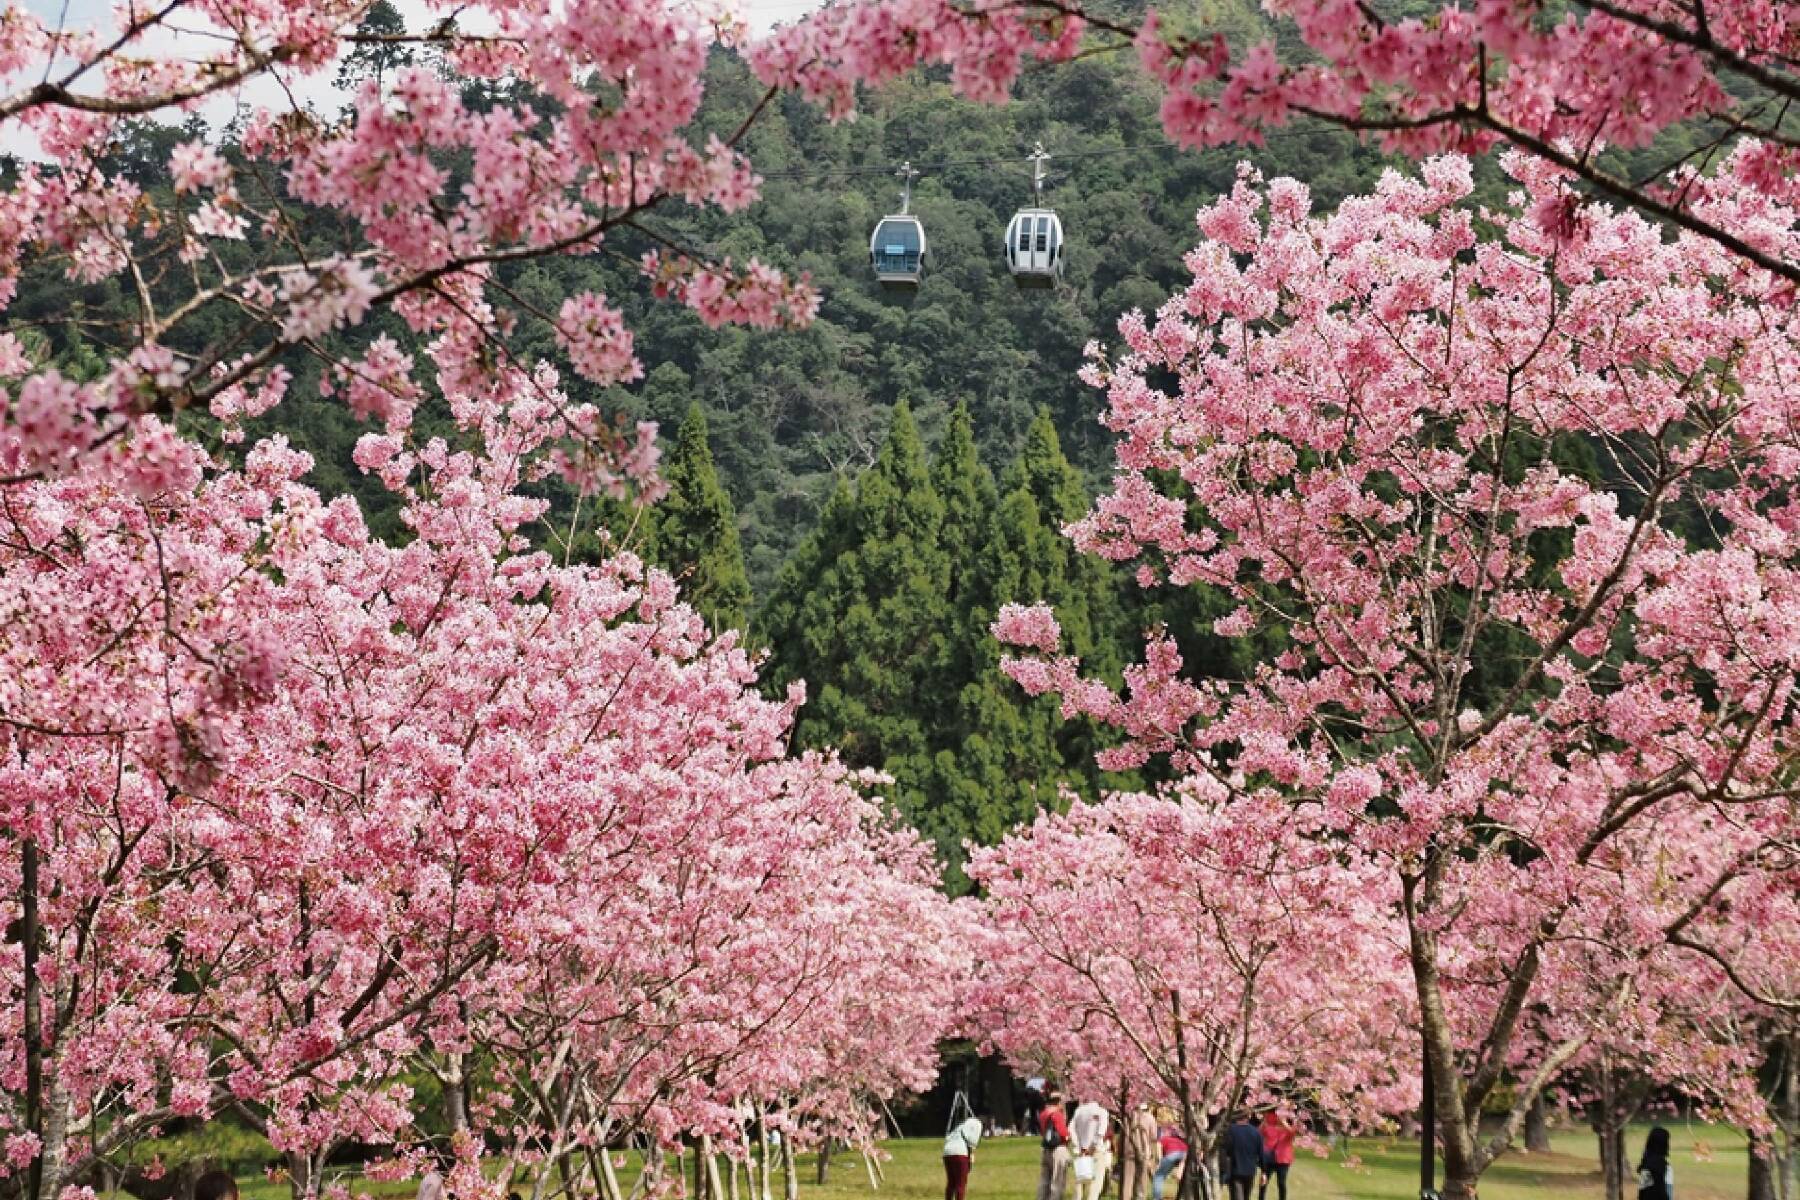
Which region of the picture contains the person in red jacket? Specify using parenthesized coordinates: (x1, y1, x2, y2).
(1036, 1089, 1074, 1200)
(1257, 1109, 1296, 1200)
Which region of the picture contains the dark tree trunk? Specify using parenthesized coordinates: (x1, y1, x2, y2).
(1525, 1095, 1552, 1154)
(1604, 1127, 1627, 1200)
(21, 836, 44, 1200)
(816, 1142, 832, 1187)
(1751, 1131, 1778, 1200)
(980, 1056, 1016, 1131)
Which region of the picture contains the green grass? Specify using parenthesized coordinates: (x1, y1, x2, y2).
(224, 1125, 1753, 1200)
(1296, 1124, 1748, 1200)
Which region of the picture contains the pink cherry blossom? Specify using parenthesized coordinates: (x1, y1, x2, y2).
(998, 150, 1800, 1200)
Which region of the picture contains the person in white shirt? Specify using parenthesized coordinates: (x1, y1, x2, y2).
(944, 1113, 985, 1200)
(1070, 1095, 1113, 1200)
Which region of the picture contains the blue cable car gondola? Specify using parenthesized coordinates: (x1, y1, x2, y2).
(1005, 145, 1062, 290)
(870, 162, 926, 290)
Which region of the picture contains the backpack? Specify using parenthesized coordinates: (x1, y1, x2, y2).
(1042, 1118, 1065, 1151)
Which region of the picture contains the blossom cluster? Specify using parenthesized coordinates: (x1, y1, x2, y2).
(0, 373, 965, 1200)
(992, 150, 1800, 1195)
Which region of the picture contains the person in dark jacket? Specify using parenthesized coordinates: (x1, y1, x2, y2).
(1024, 1080, 1048, 1136)
(1224, 1112, 1264, 1200)
(1637, 1126, 1673, 1200)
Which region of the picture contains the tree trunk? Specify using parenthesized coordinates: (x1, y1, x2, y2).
(705, 1138, 726, 1200)
(816, 1142, 832, 1188)
(287, 1149, 326, 1200)
(1525, 1095, 1552, 1154)
(1170, 990, 1205, 1200)
(1594, 1124, 1626, 1200)
(781, 1126, 798, 1200)
(1752, 1132, 1778, 1200)
(1117, 1086, 1132, 1200)
(444, 1052, 468, 1135)
(1780, 1029, 1799, 1200)
(21, 836, 44, 1200)
(1588, 1053, 1640, 1200)
(981, 1056, 1017, 1132)
(759, 1112, 774, 1200)
(1407, 869, 1484, 1200)
(599, 1144, 625, 1200)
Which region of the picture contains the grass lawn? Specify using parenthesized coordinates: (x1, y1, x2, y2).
(231, 1124, 1753, 1200)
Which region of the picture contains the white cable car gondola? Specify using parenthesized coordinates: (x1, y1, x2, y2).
(1005, 145, 1062, 290)
(870, 162, 926, 291)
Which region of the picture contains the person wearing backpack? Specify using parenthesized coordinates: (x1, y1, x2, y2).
(1036, 1088, 1074, 1200)
(1224, 1110, 1264, 1200)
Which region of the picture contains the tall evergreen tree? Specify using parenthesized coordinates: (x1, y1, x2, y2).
(929, 402, 1001, 706)
(760, 404, 1162, 891)
(907, 404, 1065, 888)
(649, 404, 753, 631)
(760, 402, 950, 779)
(1002, 407, 1127, 677)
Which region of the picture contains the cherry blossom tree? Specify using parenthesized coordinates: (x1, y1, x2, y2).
(968, 790, 1414, 1199)
(459, 754, 964, 1200)
(995, 148, 1800, 1200)
(756, 0, 1799, 281)
(0, 427, 298, 1200)
(0, 355, 969, 1200)
(0, 0, 1131, 488)
(3, 0, 1044, 1187)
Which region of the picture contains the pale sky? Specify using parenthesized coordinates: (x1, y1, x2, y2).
(20, 0, 825, 39)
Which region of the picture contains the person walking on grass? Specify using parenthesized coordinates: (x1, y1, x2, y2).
(1256, 1109, 1294, 1200)
(1637, 1126, 1673, 1200)
(1150, 1114, 1187, 1200)
(944, 1108, 985, 1200)
(1037, 1089, 1075, 1200)
(1071, 1093, 1112, 1200)
(1224, 1111, 1264, 1200)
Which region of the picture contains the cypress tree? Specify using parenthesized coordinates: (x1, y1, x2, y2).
(649, 404, 753, 631)
(930, 402, 1001, 703)
(1002, 406, 1126, 677)
(761, 403, 1151, 892)
(760, 402, 949, 778)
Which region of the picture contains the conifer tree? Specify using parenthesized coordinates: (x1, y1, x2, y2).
(929, 403, 1000, 705)
(649, 404, 754, 631)
(1002, 407, 1126, 677)
(760, 403, 949, 780)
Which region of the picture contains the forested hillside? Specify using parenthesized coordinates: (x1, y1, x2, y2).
(580, 44, 1398, 585)
(0, 18, 1447, 878)
(6, 13, 1397, 574)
